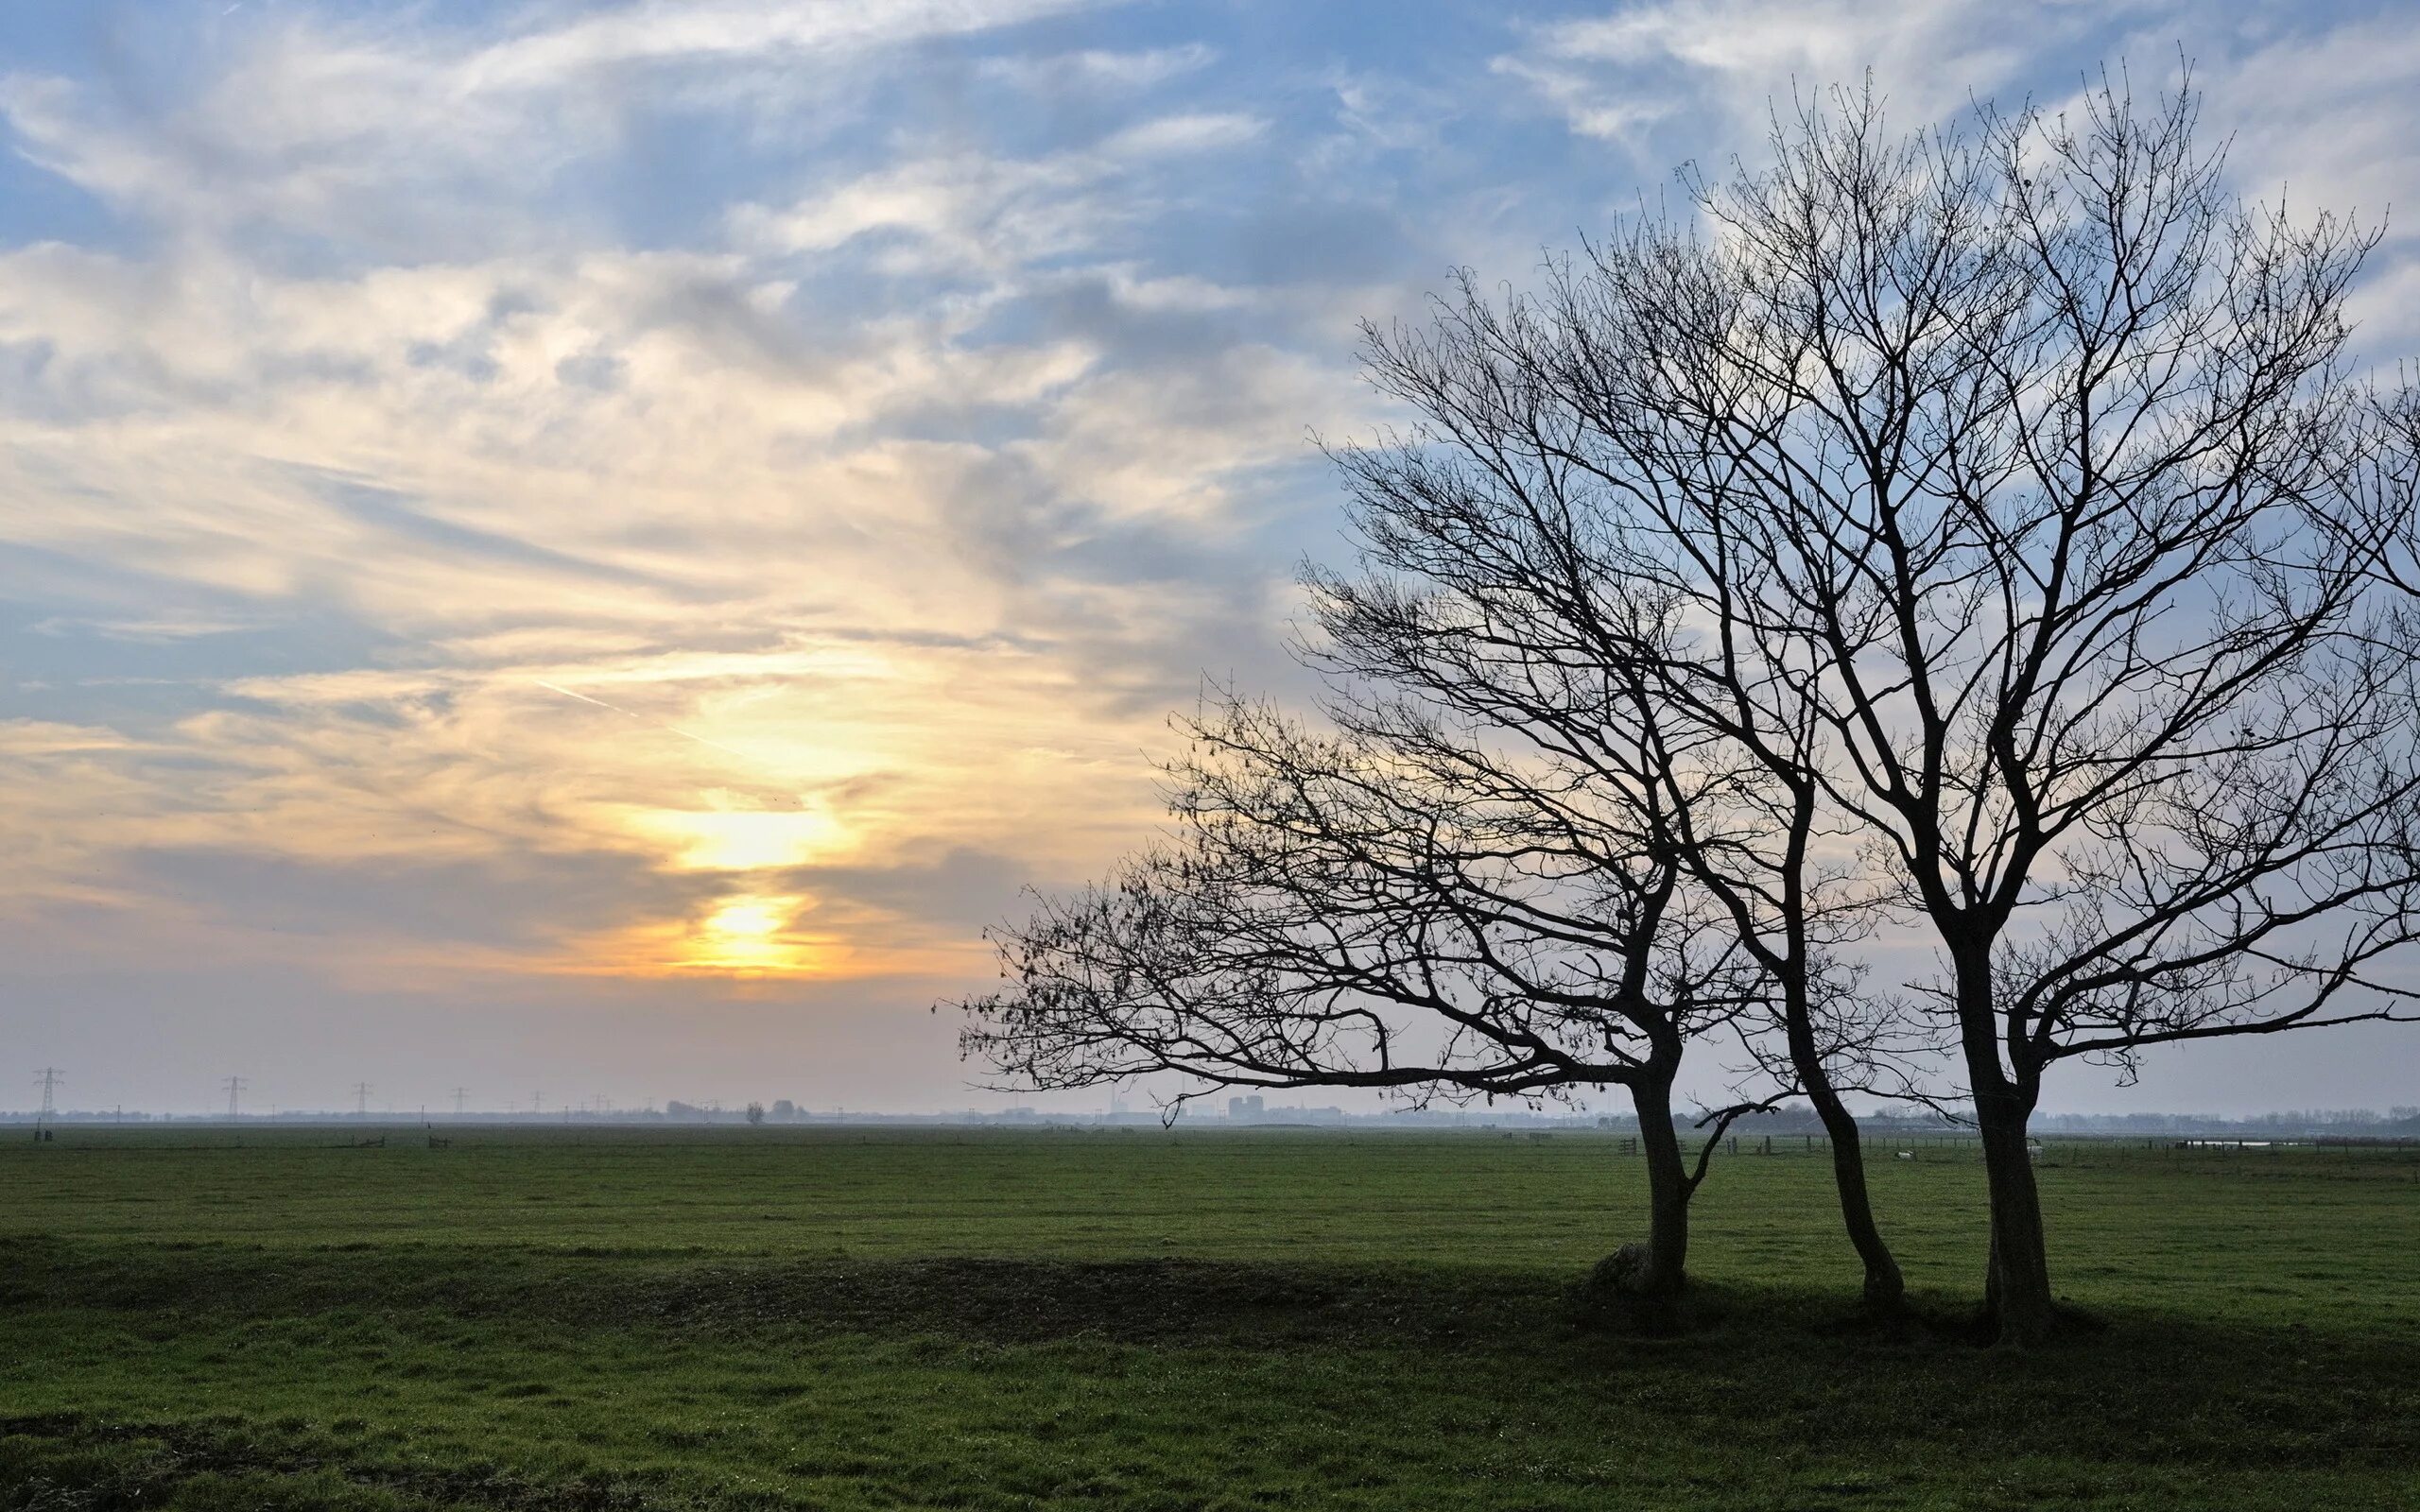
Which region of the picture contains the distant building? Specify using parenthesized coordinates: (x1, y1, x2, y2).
(1228, 1094, 1264, 1121)
(771, 1099, 797, 1120)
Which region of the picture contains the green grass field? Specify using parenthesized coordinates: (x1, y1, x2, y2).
(3, 1126, 2416, 1511)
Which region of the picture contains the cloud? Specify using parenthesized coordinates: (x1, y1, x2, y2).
(5, 0, 2413, 1110)
(731, 110, 1267, 287)
(27, 612, 268, 642)
(0, 0, 1116, 252)
(1099, 111, 1266, 157)
(1492, 0, 2111, 160)
(1492, 2, 2420, 368)
(0, 718, 140, 756)
(732, 151, 1114, 273)
(462, 0, 1106, 87)
(2188, 12, 2420, 358)
(977, 43, 1219, 94)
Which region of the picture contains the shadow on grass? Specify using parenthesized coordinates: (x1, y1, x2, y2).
(8, 1240, 2419, 1510)
(5, 1235, 1932, 1351)
(8, 1231, 2415, 1366)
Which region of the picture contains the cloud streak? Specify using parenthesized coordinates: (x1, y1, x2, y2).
(1, 0, 2415, 1111)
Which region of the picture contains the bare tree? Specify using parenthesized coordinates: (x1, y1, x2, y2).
(1347, 72, 2420, 1344)
(961, 695, 1778, 1299)
(1329, 289, 1922, 1314)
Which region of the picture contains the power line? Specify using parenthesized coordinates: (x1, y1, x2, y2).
(223, 1075, 248, 1120)
(33, 1067, 61, 1125)
(451, 1087, 469, 1117)
(353, 1081, 372, 1118)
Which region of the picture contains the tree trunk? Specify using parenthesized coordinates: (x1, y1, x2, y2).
(1769, 792, 1904, 1312)
(1620, 1076, 1691, 1297)
(1973, 1083, 2057, 1346)
(1786, 1012, 1905, 1311)
(1950, 944, 2056, 1345)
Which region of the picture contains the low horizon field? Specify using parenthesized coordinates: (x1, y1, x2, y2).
(4, 1126, 2416, 1510)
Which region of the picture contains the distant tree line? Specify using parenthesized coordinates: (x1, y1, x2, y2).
(957, 71, 2420, 1348)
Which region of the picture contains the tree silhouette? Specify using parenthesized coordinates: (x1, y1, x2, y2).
(961, 692, 1788, 1298)
(965, 68, 2420, 1341)
(1344, 72, 2420, 1343)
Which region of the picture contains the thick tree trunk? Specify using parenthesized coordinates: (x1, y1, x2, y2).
(1621, 1076, 1692, 1297)
(1950, 945, 2056, 1345)
(1973, 1084, 2057, 1345)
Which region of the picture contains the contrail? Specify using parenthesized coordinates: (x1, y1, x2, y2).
(530, 679, 753, 760)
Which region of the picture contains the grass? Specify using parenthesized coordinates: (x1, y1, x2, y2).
(2, 1125, 2416, 1510)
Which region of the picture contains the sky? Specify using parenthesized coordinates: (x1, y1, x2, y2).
(5, 0, 2419, 1118)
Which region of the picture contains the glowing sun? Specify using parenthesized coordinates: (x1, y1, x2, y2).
(683, 893, 812, 974)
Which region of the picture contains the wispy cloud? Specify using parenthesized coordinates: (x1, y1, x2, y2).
(977, 43, 1219, 94)
(1, 0, 2413, 1110)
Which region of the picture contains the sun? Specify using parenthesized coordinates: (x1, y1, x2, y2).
(683, 893, 812, 973)
(541, 892, 835, 979)
(704, 897, 788, 938)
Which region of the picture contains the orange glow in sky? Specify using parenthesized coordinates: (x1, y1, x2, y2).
(683, 893, 814, 975)
(634, 809, 851, 872)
